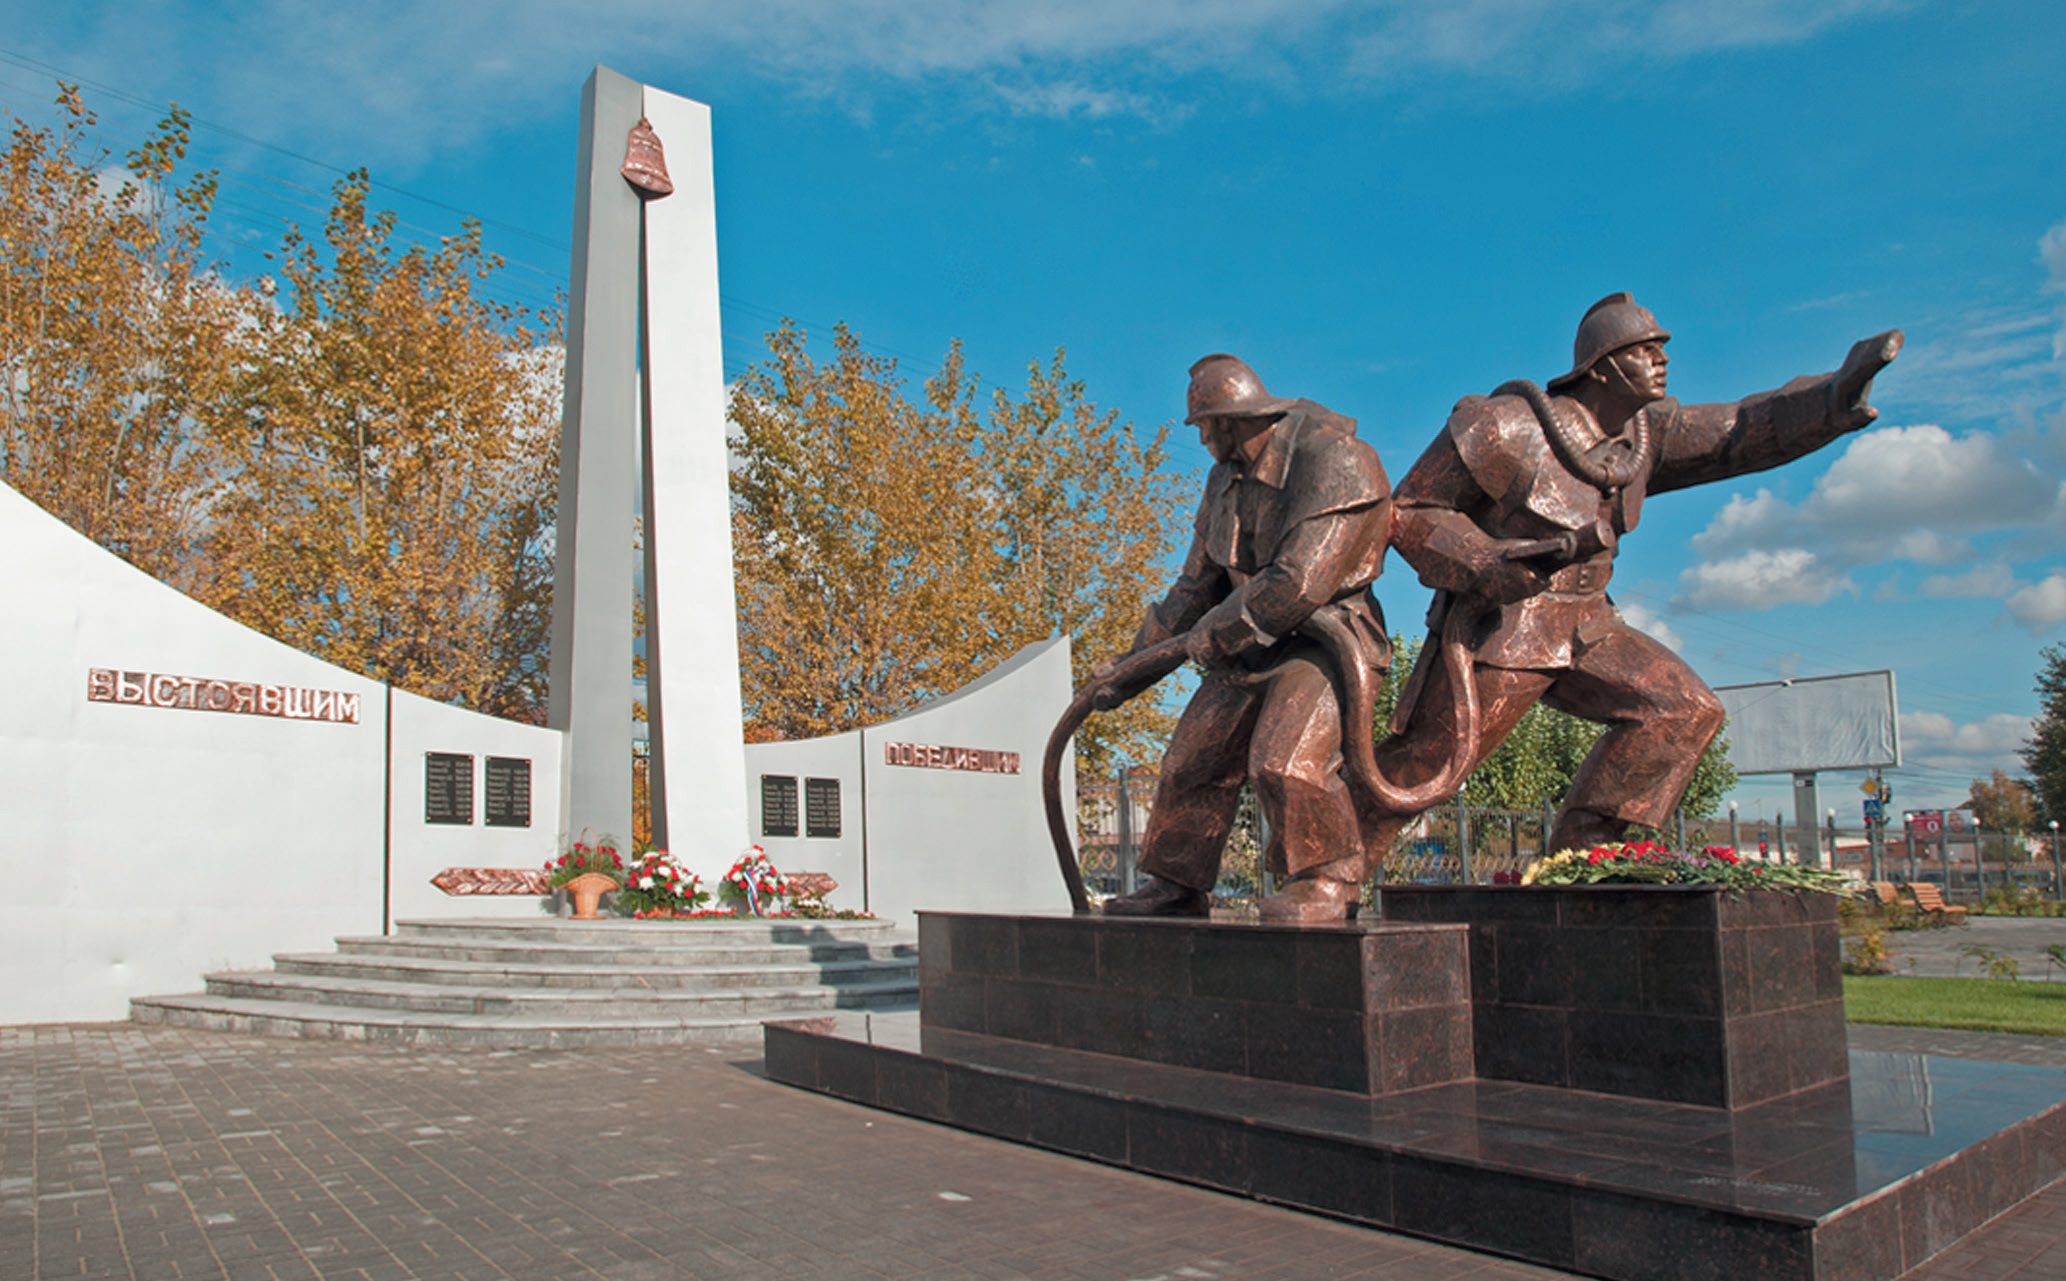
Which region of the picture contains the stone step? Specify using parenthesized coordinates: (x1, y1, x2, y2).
(273, 951, 916, 990)
(130, 993, 866, 1048)
(331, 935, 916, 969)
(200, 970, 919, 1017)
(130, 916, 921, 1049)
(391, 917, 906, 944)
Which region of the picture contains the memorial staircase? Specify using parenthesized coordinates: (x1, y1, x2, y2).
(130, 917, 919, 1048)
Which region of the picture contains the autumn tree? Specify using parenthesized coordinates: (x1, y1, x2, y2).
(1971, 769, 2038, 833)
(186, 170, 560, 716)
(729, 321, 1188, 775)
(0, 85, 239, 591)
(2, 84, 561, 718)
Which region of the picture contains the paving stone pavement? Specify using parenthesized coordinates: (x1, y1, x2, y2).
(4, 1019, 2066, 1281)
(1876, 916, 2066, 981)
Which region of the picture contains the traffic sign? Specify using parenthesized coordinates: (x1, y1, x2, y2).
(1863, 798, 1883, 821)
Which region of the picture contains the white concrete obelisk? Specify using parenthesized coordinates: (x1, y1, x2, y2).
(549, 66, 748, 876)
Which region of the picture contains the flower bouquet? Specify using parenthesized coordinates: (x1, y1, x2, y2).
(544, 834, 625, 919)
(615, 849, 710, 917)
(1521, 840, 1847, 892)
(545, 835, 624, 889)
(719, 845, 788, 916)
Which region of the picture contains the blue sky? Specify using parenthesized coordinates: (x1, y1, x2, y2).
(6, 1, 2064, 822)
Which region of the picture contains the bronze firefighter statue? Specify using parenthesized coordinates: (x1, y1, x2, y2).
(1046, 353, 1459, 924)
(1046, 299, 1902, 924)
(1351, 294, 1900, 900)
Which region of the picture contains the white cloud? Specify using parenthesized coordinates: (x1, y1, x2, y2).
(1885, 302, 2059, 424)
(1811, 424, 2053, 534)
(1688, 425, 2052, 565)
(1690, 488, 1799, 557)
(1677, 548, 1852, 610)
(1345, 0, 1904, 84)
(1676, 218, 2066, 619)
(1899, 710, 2034, 780)
(991, 81, 1177, 124)
(1679, 420, 2061, 613)
(2044, 217, 2066, 360)
(22, 0, 1911, 163)
(1889, 530, 1972, 567)
(2007, 572, 2066, 632)
(1918, 562, 2015, 599)
(1617, 600, 1684, 653)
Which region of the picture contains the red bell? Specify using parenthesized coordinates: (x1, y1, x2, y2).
(621, 117, 673, 198)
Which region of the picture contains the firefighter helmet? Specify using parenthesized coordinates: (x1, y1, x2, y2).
(1184, 353, 1296, 424)
(1546, 292, 1671, 392)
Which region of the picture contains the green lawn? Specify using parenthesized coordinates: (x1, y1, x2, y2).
(1844, 976, 2066, 1037)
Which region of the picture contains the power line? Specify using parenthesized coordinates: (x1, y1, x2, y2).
(0, 46, 961, 377)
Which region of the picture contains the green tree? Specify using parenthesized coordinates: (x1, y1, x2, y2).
(729, 321, 1188, 775)
(2024, 644, 2066, 826)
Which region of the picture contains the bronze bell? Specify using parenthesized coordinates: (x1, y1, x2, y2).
(621, 117, 673, 198)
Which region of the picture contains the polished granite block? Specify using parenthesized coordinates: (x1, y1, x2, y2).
(1380, 886, 1848, 1108)
(916, 911, 1474, 1095)
(766, 1012, 2066, 1281)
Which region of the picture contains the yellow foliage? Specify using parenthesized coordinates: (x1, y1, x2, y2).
(0, 85, 560, 719)
(729, 322, 1189, 775)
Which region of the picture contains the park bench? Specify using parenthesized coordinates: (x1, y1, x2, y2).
(1902, 881, 1969, 922)
(1869, 881, 1901, 907)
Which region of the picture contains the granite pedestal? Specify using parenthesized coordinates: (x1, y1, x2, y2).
(1381, 885, 1848, 1108)
(765, 899, 2066, 1281)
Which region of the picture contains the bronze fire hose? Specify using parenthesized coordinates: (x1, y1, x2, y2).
(1042, 635, 1190, 913)
(1041, 605, 1487, 914)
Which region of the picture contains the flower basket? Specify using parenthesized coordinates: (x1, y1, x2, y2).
(719, 845, 788, 916)
(615, 849, 710, 917)
(544, 835, 624, 919)
(562, 871, 618, 920)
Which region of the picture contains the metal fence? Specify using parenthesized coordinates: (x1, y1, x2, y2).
(1075, 767, 2066, 904)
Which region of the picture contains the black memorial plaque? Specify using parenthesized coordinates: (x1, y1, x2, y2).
(805, 777, 841, 838)
(762, 775, 799, 837)
(424, 752, 474, 825)
(484, 755, 532, 828)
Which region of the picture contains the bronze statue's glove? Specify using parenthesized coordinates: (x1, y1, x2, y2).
(1473, 554, 1548, 605)
(1085, 608, 1174, 708)
(1185, 596, 1273, 667)
(1831, 330, 1903, 431)
(1132, 605, 1175, 652)
(1088, 659, 1132, 712)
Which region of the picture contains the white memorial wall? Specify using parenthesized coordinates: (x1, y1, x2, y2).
(744, 637, 1076, 924)
(0, 480, 563, 1024)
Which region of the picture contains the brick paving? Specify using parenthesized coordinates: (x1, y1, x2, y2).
(4, 1019, 2065, 1280)
(1876, 917, 2066, 981)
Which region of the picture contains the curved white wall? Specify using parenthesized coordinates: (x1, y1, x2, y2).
(0, 481, 563, 1024)
(743, 637, 1076, 924)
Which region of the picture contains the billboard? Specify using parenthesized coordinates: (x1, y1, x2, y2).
(1712, 670, 1900, 775)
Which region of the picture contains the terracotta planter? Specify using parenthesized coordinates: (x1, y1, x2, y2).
(562, 871, 619, 920)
